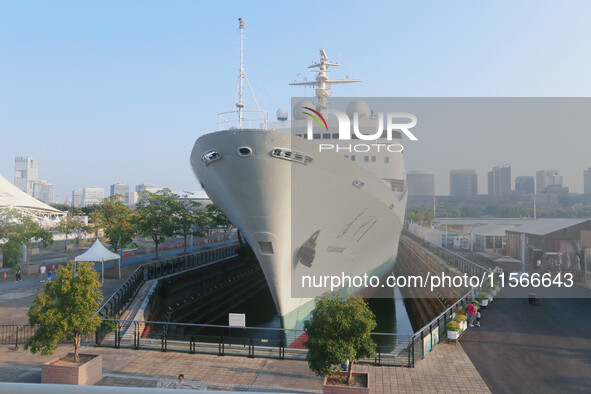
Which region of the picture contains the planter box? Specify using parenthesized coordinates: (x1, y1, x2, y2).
(447, 330, 459, 340)
(323, 372, 369, 394)
(42, 353, 102, 385)
(480, 299, 489, 307)
(460, 321, 467, 331)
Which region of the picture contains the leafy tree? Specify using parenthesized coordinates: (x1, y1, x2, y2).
(0, 210, 53, 270)
(202, 203, 233, 239)
(25, 262, 102, 363)
(56, 212, 75, 250)
(72, 217, 92, 249)
(133, 189, 178, 259)
(173, 193, 204, 253)
(94, 195, 135, 253)
(304, 296, 377, 385)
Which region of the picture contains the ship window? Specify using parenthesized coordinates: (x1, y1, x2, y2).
(237, 147, 252, 157)
(384, 157, 390, 163)
(322, 133, 330, 139)
(351, 155, 356, 161)
(313, 134, 321, 139)
(332, 133, 339, 139)
(258, 241, 274, 255)
(371, 156, 376, 162)
(344, 155, 349, 158)
(364, 156, 369, 162)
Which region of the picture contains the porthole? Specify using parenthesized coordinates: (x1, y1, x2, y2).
(237, 146, 253, 157)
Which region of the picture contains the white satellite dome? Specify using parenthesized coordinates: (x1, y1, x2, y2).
(345, 100, 370, 120)
(276, 108, 288, 121)
(292, 101, 316, 120)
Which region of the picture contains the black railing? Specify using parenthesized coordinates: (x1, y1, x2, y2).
(95, 318, 415, 367)
(0, 325, 94, 347)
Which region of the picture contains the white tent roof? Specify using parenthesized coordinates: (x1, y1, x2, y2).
(0, 174, 63, 216)
(75, 240, 120, 262)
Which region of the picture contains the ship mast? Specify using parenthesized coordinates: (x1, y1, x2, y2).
(290, 48, 361, 111)
(219, 17, 266, 130)
(237, 17, 245, 128)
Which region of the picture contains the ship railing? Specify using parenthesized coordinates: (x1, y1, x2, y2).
(94, 318, 415, 367)
(217, 109, 269, 130)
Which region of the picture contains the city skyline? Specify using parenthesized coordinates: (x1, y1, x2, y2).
(2, 2, 591, 196)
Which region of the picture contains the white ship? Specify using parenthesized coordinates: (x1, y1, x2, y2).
(190, 19, 407, 345)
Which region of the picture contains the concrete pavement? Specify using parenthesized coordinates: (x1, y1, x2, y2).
(0, 340, 490, 393)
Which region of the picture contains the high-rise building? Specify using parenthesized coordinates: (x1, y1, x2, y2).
(71, 189, 84, 208)
(110, 183, 129, 197)
(407, 171, 435, 196)
(32, 180, 54, 204)
(515, 176, 535, 194)
(536, 170, 562, 194)
(135, 183, 159, 194)
(14, 157, 39, 195)
(487, 165, 511, 196)
(82, 187, 104, 207)
(449, 169, 478, 196)
(584, 168, 591, 195)
(125, 191, 138, 206)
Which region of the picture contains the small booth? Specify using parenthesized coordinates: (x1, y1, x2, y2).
(74, 240, 121, 283)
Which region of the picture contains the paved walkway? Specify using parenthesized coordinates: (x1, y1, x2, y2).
(0, 340, 489, 393)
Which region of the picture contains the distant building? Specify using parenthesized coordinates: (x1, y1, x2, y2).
(585, 168, 591, 195)
(14, 156, 39, 195)
(82, 187, 104, 207)
(487, 165, 511, 196)
(515, 176, 535, 194)
(71, 189, 84, 208)
(135, 183, 159, 194)
(536, 170, 562, 194)
(449, 169, 478, 196)
(407, 171, 435, 196)
(110, 183, 129, 198)
(32, 180, 54, 204)
(125, 191, 138, 206)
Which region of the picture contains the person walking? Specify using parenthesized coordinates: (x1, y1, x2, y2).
(475, 309, 481, 327)
(466, 301, 477, 327)
(15, 266, 22, 282)
(47, 270, 52, 283)
(40, 263, 47, 282)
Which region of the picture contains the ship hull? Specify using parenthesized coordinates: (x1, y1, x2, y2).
(190, 129, 406, 343)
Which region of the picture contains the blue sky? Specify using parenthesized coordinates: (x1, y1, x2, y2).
(1, 0, 591, 198)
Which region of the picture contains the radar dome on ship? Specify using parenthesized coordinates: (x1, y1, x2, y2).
(292, 101, 316, 120)
(346, 100, 370, 120)
(276, 108, 288, 121)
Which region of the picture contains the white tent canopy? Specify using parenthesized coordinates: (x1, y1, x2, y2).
(75, 239, 121, 283)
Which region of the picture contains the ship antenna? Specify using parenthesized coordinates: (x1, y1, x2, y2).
(289, 48, 361, 112)
(237, 17, 245, 128)
(219, 18, 268, 130)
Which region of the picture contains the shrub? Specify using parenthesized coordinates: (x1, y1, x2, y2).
(455, 314, 467, 323)
(446, 321, 460, 332)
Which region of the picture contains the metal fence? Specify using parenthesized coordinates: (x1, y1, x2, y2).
(0, 325, 94, 347)
(95, 318, 415, 367)
(98, 244, 240, 319)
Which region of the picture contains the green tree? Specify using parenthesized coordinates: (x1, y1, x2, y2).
(94, 195, 135, 253)
(56, 212, 75, 250)
(25, 262, 102, 362)
(304, 296, 377, 385)
(133, 189, 178, 259)
(72, 217, 92, 249)
(203, 203, 233, 239)
(173, 193, 204, 253)
(0, 210, 53, 270)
